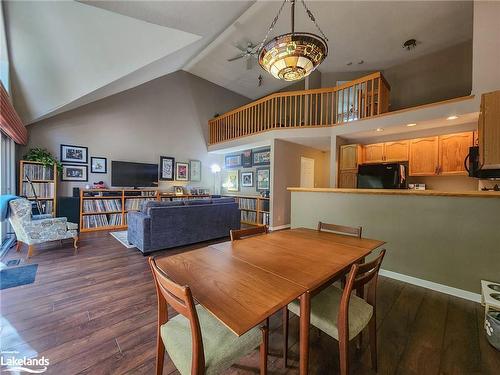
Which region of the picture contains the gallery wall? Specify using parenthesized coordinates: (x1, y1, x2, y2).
(22, 71, 250, 196)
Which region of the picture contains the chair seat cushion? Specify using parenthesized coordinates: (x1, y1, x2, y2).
(288, 284, 373, 341)
(161, 305, 262, 375)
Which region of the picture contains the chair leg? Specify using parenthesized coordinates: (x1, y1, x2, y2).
(156, 331, 165, 375)
(369, 316, 378, 371)
(27, 244, 35, 258)
(73, 236, 79, 255)
(15, 241, 22, 252)
(260, 326, 268, 375)
(339, 337, 349, 375)
(282, 307, 289, 368)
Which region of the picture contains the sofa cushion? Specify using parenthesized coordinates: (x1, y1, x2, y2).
(184, 199, 212, 206)
(141, 200, 183, 214)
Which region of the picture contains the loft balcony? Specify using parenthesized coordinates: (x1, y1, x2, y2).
(208, 72, 390, 145)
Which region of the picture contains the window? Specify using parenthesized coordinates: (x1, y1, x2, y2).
(0, 130, 15, 244)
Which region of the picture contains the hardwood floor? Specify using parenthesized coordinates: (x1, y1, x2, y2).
(1, 231, 498, 374)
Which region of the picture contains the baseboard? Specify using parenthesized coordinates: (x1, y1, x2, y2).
(269, 224, 291, 231)
(379, 269, 481, 303)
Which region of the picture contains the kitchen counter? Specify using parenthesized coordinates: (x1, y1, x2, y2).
(287, 187, 500, 198)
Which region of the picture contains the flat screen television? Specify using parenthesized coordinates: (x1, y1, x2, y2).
(111, 161, 158, 188)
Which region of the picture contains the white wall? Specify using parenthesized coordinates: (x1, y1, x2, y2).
(23, 71, 249, 196)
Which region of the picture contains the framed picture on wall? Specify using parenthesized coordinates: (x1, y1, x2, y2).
(225, 154, 242, 168)
(60, 144, 88, 164)
(241, 150, 253, 167)
(189, 160, 202, 182)
(226, 170, 239, 191)
(90, 157, 107, 173)
(253, 149, 270, 166)
(241, 171, 253, 187)
(160, 156, 175, 181)
(256, 168, 270, 191)
(175, 162, 189, 181)
(61, 164, 88, 182)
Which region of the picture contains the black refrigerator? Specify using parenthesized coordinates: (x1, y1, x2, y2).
(357, 163, 407, 189)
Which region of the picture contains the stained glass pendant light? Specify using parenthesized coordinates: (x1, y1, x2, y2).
(258, 0, 328, 82)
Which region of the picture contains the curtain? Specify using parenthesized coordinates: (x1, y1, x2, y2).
(0, 81, 27, 145)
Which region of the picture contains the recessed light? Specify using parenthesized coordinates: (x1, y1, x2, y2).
(447, 115, 458, 120)
(376, 128, 384, 132)
(407, 123, 417, 127)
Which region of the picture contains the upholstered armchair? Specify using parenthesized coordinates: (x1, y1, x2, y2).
(8, 198, 79, 258)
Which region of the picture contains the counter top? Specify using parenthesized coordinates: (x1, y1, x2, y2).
(287, 187, 500, 198)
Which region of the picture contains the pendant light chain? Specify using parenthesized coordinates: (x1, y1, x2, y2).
(258, 0, 288, 53)
(300, 0, 329, 41)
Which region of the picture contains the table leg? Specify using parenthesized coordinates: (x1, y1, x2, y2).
(299, 291, 311, 375)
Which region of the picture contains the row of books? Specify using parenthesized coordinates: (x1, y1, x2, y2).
(241, 210, 257, 223)
(82, 214, 123, 229)
(22, 163, 54, 180)
(238, 198, 257, 210)
(124, 197, 156, 211)
(21, 182, 54, 198)
(83, 199, 122, 213)
(36, 200, 53, 214)
(261, 212, 270, 226)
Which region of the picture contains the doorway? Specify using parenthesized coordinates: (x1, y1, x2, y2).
(300, 157, 315, 188)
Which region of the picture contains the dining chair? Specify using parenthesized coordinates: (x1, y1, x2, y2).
(230, 225, 268, 241)
(148, 257, 269, 375)
(317, 221, 362, 238)
(283, 249, 386, 375)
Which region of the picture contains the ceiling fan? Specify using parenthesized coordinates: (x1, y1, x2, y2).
(227, 42, 259, 70)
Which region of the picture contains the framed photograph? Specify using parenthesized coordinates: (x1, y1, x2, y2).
(160, 156, 175, 181)
(175, 162, 189, 181)
(241, 150, 253, 167)
(226, 170, 239, 191)
(241, 171, 254, 187)
(60, 144, 88, 164)
(61, 164, 88, 182)
(225, 154, 242, 168)
(253, 149, 271, 166)
(90, 157, 107, 173)
(190, 160, 202, 182)
(256, 168, 270, 191)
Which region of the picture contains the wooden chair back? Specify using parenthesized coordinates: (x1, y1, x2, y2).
(317, 221, 362, 238)
(148, 257, 205, 373)
(338, 250, 386, 340)
(230, 225, 268, 241)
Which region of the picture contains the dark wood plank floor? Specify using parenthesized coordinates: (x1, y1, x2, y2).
(1, 231, 498, 374)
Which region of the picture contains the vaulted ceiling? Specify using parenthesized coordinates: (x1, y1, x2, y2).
(3, 0, 472, 125)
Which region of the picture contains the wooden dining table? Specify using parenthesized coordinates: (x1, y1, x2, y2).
(154, 228, 385, 374)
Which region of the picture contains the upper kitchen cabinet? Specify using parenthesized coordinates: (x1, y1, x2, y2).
(362, 143, 385, 163)
(439, 132, 473, 175)
(409, 137, 439, 176)
(384, 140, 409, 162)
(479, 90, 500, 169)
(339, 144, 361, 171)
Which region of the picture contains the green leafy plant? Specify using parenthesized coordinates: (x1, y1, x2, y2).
(24, 147, 62, 174)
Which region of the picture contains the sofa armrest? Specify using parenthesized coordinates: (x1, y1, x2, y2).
(127, 211, 151, 252)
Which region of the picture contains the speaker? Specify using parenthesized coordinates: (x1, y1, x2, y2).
(57, 197, 80, 225)
(72, 187, 80, 197)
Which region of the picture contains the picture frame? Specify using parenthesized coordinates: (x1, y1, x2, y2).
(189, 160, 202, 182)
(90, 157, 107, 174)
(241, 150, 253, 168)
(160, 156, 175, 181)
(256, 167, 270, 191)
(225, 154, 242, 168)
(61, 164, 88, 182)
(60, 144, 88, 164)
(175, 162, 189, 181)
(174, 186, 184, 195)
(253, 149, 271, 166)
(241, 171, 254, 187)
(226, 170, 239, 192)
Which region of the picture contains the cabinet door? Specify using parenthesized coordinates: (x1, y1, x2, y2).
(338, 171, 357, 188)
(480, 91, 500, 169)
(362, 143, 385, 163)
(384, 140, 409, 162)
(339, 144, 359, 171)
(409, 137, 439, 176)
(439, 132, 473, 175)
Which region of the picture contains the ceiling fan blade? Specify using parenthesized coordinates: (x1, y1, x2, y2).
(227, 53, 246, 62)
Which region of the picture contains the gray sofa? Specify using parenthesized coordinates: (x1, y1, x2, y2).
(127, 198, 240, 254)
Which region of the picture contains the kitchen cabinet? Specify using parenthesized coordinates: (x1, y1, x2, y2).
(479, 90, 500, 169)
(409, 137, 439, 176)
(439, 132, 473, 175)
(362, 143, 385, 163)
(338, 171, 357, 188)
(339, 144, 361, 171)
(384, 140, 409, 162)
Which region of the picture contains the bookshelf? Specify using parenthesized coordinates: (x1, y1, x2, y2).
(80, 189, 158, 232)
(223, 195, 270, 226)
(19, 160, 57, 216)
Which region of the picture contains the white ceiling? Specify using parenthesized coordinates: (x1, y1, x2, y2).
(5, 0, 473, 124)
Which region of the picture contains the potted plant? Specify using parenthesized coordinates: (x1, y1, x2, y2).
(23, 147, 62, 174)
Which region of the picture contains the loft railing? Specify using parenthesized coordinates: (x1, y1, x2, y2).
(209, 72, 390, 145)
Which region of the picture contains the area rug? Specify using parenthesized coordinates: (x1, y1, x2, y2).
(0, 264, 38, 290)
(110, 231, 136, 249)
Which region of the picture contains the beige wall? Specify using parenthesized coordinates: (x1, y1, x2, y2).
(22, 71, 250, 196)
(272, 139, 330, 227)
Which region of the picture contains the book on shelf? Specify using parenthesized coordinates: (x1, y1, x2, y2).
(261, 212, 270, 226)
(83, 199, 122, 213)
(241, 210, 257, 223)
(125, 197, 156, 211)
(238, 197, 257, 210)
(21, 182, 54, 198)
(22, 163, 54, 180)
(82, 213, 123, 229)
